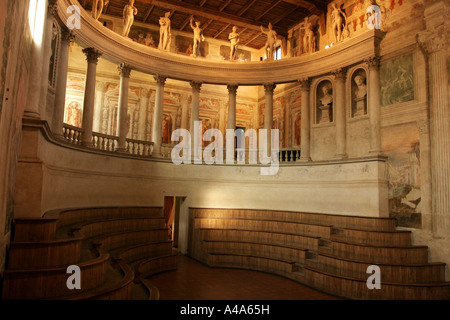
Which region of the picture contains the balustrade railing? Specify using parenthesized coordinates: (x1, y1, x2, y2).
(62, 124, 83, 145)
(279, 148, 301, 162)
(62, 124, 153, 157)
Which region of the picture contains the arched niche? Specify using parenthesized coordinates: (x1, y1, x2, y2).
(315, 79, 334, 124)
(350, 68, 368, 117)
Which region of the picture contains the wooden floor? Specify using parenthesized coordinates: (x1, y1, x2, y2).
(148, 252, 342, 300)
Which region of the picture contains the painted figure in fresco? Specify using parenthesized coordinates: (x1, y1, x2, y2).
(65, 102, 82, 127)
(331, 3, 347, 43)
(190, 17, 206, 57)
(122, 0, 137, 37)
(295, 112, 301, 146)
(159, 12, 172, 51)
(92, 0, 109, 20)
(186, 44, 193, 56)
(144, 33, 156, 47)
(229, 26, 240, 60)
(260, 23, 278, 60)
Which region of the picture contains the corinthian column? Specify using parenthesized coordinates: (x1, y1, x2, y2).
(333, 68, 348, 159)
(227, 84, 238, 130)
(81, 48, 102, 147)
(152, 75, 167, 157)
(115, 63, 132, 152)
(52, 28, 74, 139)
(417, 0, 449, 236)
(366, 56, 382, 155)
(298, 78, 311, 162)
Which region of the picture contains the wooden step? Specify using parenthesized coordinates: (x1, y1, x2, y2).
(134, 254, 178, 279)
(91, 229, 169, 252)
(113, 241, 173, 264)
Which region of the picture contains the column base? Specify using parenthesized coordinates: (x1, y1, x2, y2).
(114, 147, 128, 154)
(297, 156, 312, 162)
(334, 153, 348, 160)
(81, 141, 94, 148)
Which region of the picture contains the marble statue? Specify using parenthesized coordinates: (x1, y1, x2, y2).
(122, 0, 137, 38)
(228, 26, 240, 60)
(92, 0, 109, 20)
(190, 17, 206, 57)
(353, 74, 367, 116)
(319, 84, 333, 122)
(260, 23, 278, 60)
(299, 16, 316, 54)
(331, 3, 347, 43)
(159, 12, 172, 51)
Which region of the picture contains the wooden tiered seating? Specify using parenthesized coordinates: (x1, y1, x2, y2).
(2, 207, 177, 300)
(189, 208, 450, 300)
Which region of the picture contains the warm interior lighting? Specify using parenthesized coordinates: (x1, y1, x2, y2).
(28, 0, 46, 47)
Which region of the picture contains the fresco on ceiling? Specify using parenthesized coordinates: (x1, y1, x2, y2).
(382, 122, 421, 228)
(380, 53, 414, 107)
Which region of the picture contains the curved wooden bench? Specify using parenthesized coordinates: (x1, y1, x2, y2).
(134, 254, 178, 279)
(199, 228, 321, 250)
(324, 239, 429, 265)
(55, 207, 164, 230)
(194, 218, 333, 238)
(13, 218, 59, 241)
(190, 208, 397, 231)
(204, 241, 307, 264)
(70, 217, 166, 239)
(308, 252, 447, 284)
(207, 253, 299, 275)
(139, 279, 160, 300)
(331, 227, 412, 247)
(2, 253, 109, 300)
(91, 229, 169, 252)
(297, 266, 450, 300)
(7, 237, 83, 269)
(113, 241, 173, 264)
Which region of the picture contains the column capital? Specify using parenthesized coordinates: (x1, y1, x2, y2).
(332, 68, 347, 81)
(297, 78, 311, 91)
(118, 63, 133, 78)
(263, 82, 276, 94)
(48, 0, 58, 17)
(82, 48, 102, 64)
(154, 74, 167, 85)
(365, 56, 381, 71)
(417, 26, 447, 56)
(190, 81, 203, 92)
(61, 28, 75, 45)
(227, 84, 238, 94)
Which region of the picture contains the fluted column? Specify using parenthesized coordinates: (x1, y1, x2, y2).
(190, 81, 202, 161)
(298, 78, 311, 162)
(227, 84, 238, 130)
(81, 48, 102, 146)
(264, 83, 276, 156)
(333, 68, 348, 159)
(180, 94, 189, 130)
(115, 63, 132, 152)
(52, 28, 74, 139)
(152, 75, 167, 157)
(417, 1, 449, 236)
(366, 56, 382, 155)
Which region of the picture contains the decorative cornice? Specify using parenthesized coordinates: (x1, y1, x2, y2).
(48, 0, 58, 17)
(82, 48, 102, 64)
(60, 28, 75, 44)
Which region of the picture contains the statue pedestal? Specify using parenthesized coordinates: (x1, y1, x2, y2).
(319, 105, 331, 123)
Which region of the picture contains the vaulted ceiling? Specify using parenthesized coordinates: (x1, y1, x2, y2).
(79, 0, 334, 49)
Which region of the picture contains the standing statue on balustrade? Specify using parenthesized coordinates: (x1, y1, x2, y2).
(260, 23, 278, 60)
(122, 0, 137, 38)
(159, 12, 172, 51)
(92, 0, 109, 20)
(330, 3, 347, 44)
(299, 16, 317, 54)
(190, 17, 206, 57)
(228, 26, 240, 60)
